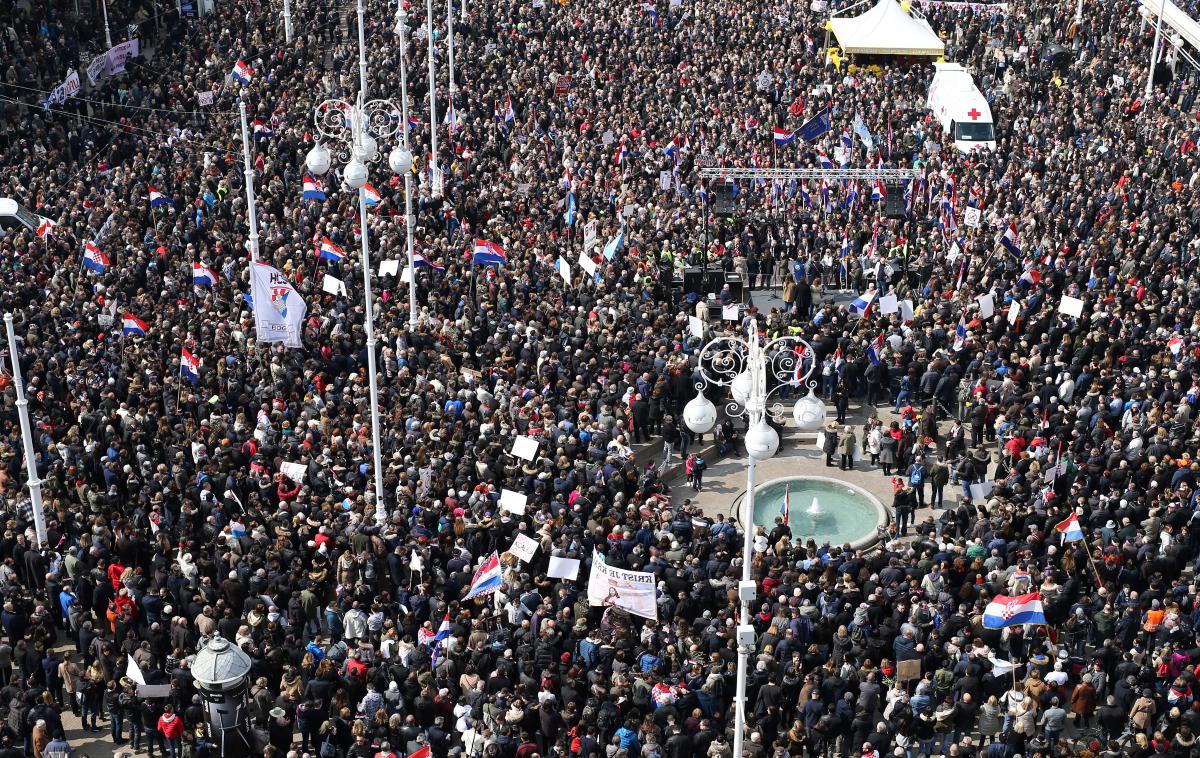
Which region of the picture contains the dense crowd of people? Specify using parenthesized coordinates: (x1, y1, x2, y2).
(1, 0, 1200, 756)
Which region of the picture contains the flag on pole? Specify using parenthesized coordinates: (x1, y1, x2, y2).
(430, 612, 452, 667)
(953, 312, 968, 351)
(413, 251, 445, 271)
(848, 289, 877, 317)
(781, 484, 790, 527)
(302, 174, 326, 201)
(998, 223, 1021, 256)
(773, 128, 797, 146)
(192, 262, 218, 286)
(317, 237, 346, 262)
(36, 216, 55, 239)
(148, 186, 172, 208)
(867, 333, 884, 366)
(180, 348, 200, 384)
(362, 183, 382, 207)
(463, 551, 503, 600)
(251, 119, 273, 138)
(602, 229, 625, 260)
(504, 95, 515, 124)
(1054, 513, 1085, 543)
(230, 59, 254, 85)
(122, 313, 148, 337)
(982, 593, 1046, 628)
(795, 107, 832, 142)
(82, 241, 109, 273)
(472, 240, 507, 266)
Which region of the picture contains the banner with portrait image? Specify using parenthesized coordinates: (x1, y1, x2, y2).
(587, 550, 657, 620)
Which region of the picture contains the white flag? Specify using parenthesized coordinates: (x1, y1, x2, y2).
(250, 261, 307, 348)
(322, 273, 347, 296)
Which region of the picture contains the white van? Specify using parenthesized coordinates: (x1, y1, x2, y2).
(926, 62, 997, 154)
(0, 199, 40, 236)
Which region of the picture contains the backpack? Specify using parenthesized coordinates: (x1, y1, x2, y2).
(319, 732, 337, 758)
(909, 464, 924, 485)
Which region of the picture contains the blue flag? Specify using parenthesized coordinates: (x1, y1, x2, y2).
(795, 108, 832, 142)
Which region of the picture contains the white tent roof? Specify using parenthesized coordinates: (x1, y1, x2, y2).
(830, 0, 946, 56)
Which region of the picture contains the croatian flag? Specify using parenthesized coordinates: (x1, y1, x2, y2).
(472, 239, 506, 266)
(230, 59, 254, 85)
(463, 551, 503, 600)
(871, 181, 886, 202)
(192, 262, 219, 286)
(317, 237, 346, 262)
(504, 95, 515, 124)
(615, 139, 629, 165)
(36, 216, 55, 239)
(1018, 268, 1042, 286)
(122, 313, 148, 337)
(1168, 336, 1185, 355)
(773, 128, 796, 146)
(817, 152, 835, 169)
(430, 612, 452, 667)
(983, 593, 1047, 628)
(413, 251, 445, 271)
(781, 484, 790, 527)
(801, 183, 812, 208)
(998, 223, 1021, 256)
(82, 242, 109, 273)
(363, 183, 382, 207)
(1054, 513, 1085, 544)
(953, 313, 968, 351)
(407, 116, 421, 132)
(148, 186, 172, 209)
(848, 288, 876, 317)
(867, 333, 884, 366)
(302, 174, 326, 201)
(252, 119, 273, 138)
(180, 348, 201, 384)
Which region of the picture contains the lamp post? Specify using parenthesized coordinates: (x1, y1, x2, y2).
(394, 8, 419, 327)
(1146, 0, 1168, 99)
(426, 0, 442, 195)
(681, 319, 825, 758)
(305, 94, 409, 526)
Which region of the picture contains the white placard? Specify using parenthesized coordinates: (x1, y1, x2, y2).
(322, 273, 347, 296)
(688, 315, 704, 339)
(1058, 296, 1084, 318)
(879, 294, 899, 314)
(659, 171, 672, 191)
(602, 130, 615, 145)
(379, 259, 401, 276)
(584, 220, 598, 251)
(548, 556, 580, 580)
(401, 266, 413, 283)
(815, 432, 826, 450)
(1008, 300, 1020, 325)
(899, 300, 915, 321)
(198, 90, 214, 106)
(557, 257, 571, 284)
(722, 304, 739, 321)
(578, 251, 598, 276)
(964, 206, 981, 228)
(509, 533, 539, 563)
(511, 435, 539, 461)
(976, 293, 995, 319)
(499, 489, 528, 515)
(127, 655, 147, 685)
(969, 481, 995, 501)
(280, 461, 307, 482)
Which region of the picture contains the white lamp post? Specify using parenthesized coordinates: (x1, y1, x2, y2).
(426, 0, 442, 195)
(393, 8, 418, 327)
(307, 93, 407, 526)
(681, 318, 823, 758)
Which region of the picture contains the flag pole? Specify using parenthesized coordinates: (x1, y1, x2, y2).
(238, 100, 262, 264)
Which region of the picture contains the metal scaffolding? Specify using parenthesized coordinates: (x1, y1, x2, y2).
(698, 167, 923, 181)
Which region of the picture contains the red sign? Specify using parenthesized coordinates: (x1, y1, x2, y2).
(554, 75, 573, 95)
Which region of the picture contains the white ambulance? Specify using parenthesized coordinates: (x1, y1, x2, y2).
(926, 62, 997, 154)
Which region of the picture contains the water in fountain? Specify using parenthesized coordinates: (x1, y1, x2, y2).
(807, 497, 821, 517)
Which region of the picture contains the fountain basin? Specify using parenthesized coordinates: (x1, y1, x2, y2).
(751, 475, 888, 550)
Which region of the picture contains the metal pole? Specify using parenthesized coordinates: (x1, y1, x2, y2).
(238, 101, 261, 262)
(101, 0, 112, 47)
(446, 0, 456, 96)
(398, 19, 418, 327)
(1146, 0, 1167, 99)
(426, 0, 441, 194)
(1074, 0, 1083, 25)
(4, 315, 46, 548)
(357, 0, 368, 96)
(733, 453, 754, 758)
(358, 186, 387, 525)
(284, 0, 293, 42)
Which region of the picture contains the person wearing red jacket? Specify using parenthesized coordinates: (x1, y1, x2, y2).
(157, 705, 185, 758)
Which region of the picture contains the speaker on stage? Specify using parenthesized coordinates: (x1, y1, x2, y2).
(714, 182, 736, 214)
(724, 272, 744, 302)
(683, 267, 704, 294)
(884, 183, 906, 219)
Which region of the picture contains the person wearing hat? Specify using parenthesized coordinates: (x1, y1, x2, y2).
(823, 422, 839, 468)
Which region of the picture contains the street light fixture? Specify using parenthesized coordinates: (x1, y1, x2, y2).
(681, 318, 824, 758)
(306, 92, 407, 527)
